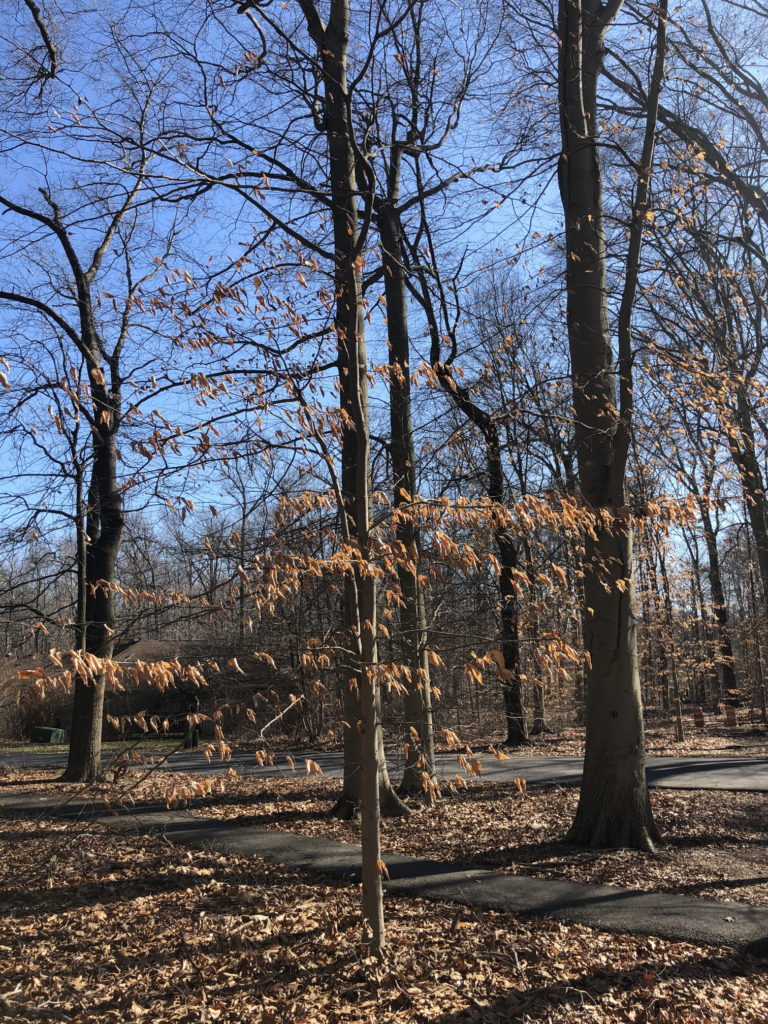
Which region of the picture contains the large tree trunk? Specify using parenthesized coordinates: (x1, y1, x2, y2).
(717, 393, 768, 723)
(567, 524, 657, 847)
(65, 678, 105, 782)
(332, 578, 365, 818)
(727, 393, 768, 612)
(745, 524, 768, 725)
(558, 0, 660, 851)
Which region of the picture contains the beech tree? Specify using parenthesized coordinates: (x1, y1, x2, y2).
(0, 190, 147, 779)
(407, 254, 530, 746)
(215, 0, 413, 949)
(0, 3, 187, 779)
(666, 406, 738, 701)
(12, 0, 768, 960)
(557, 0, 667, 849)
(641, 192, 768, 616)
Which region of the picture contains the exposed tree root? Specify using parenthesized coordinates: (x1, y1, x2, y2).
(329, 786, 412, 821)
(502, 734, 531, 748)
(380, 786, 412, 818)
(566, 807, 659, 855)
(328, 797, 359, 821)
(529, 722, 553, 736)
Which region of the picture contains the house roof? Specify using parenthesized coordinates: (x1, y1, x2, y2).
(3, 639, 284, 691)
(114, 638, 237, 664)
(113, 638, 280, 678)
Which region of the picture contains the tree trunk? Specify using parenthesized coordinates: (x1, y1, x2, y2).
(358, 576, 385, 949)
(656, 542, 685, 742)
(746, 526, 768, 725)
(295, 2, 407, 952)
(523, 540, 550, 736)
(324, 209, 408, 820)
(566, 525, 657, 847)
(727, 393, 768, 613)
(426, 348, 528, 746)
(699, 501, 737, 698)
(558, 0, 659, 850)
(74, 465, 87, 651)
(688, 564, 710, 706)
(497, 527, 528, 746)
(530, 678, 548, 736)
(378, 186, 436, 798)
(402, 182, 529, 749)
(62, 412, 123, 781)
(64, 677, 105, 782)
(645, 552, 671, 710)
(332, 579, 365, 819)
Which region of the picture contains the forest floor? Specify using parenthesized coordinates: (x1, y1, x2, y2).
(1, 790, 768, 1024)
(4, 719, 768, 1022)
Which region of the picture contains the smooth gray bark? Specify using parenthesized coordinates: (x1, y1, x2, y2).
(558, 0, 665, 850)
(377, 173, 436, 798)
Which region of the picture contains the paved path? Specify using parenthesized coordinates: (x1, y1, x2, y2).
(7, 749, 768, 790)
(1, 790, 767, 956)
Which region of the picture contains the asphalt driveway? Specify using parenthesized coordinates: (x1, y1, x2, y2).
(5, 748, 768, 790)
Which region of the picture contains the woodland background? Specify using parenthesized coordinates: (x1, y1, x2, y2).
(3, 0, 768, 969)
(2, 0, 767, 741)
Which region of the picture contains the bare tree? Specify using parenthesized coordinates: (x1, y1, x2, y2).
(0, 10, 185, 777)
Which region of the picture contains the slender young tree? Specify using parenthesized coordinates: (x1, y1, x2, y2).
(377, 167, 437, 792)
(364, 0, 509, 787)
(421, 294, 530, 748)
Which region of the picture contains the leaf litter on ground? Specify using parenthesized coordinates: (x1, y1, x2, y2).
(0, 807, 767, 1023)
